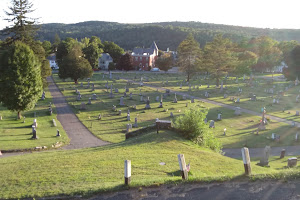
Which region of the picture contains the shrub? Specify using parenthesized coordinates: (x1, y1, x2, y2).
(173, 107, 222, 152)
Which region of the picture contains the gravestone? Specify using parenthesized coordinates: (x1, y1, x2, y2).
(235, 107, 241, 115)
(166, 89, 170, 96)
(288, 157, 298, 167)
(92, 94, 97, 100)
(118, 110, 122, 115)
(258, 146, 271, 166)
(120, 97, 125, 106)
(76, 95, 81, 101)
(217, 113, 222, 121)
(235, 98, 240, 103)
(33, 119, 38, 128)
(115, 88, 119, 93)
(224, 94, 228, 98)
(112, 105, 116, 111)
(80, 103, 86, 110)
(92, 84, 95, 91)
(127, 113, 130, 121)
(173, 93, 178, 103)
(296, 133, 299, 142)
(98, 114, 101, 120)
(80, 82, 83, 87)
(129, 93, 133, 100)
(124, 92, 127, 97)
(170, 112, 174, 117)
(191, 98, 195, 103)
(272, 133, 276, 140)
(133, 118, 138, 128)
(296, 111, 300, 116)
(251, 95, 256, 101)
(56, 129, 61, 137)
(156, 96, 160, 102)
(159, 95, 163, 108)
(180, 83, 182, 89)
(87, 98, 92, 105)
(32, 128, 38, 139)
(140, 96, 144, 102)
(145, 97, 151, 109)
(209, 120, 215, 128)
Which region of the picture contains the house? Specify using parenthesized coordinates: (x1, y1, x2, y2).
(98, 53, 113, 70)
(131, 41, 159, 71)
(47, 53, 59, 70)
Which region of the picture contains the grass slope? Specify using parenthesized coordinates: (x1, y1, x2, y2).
(1, 130, 294, 199)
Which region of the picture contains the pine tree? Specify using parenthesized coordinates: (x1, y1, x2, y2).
(177, 33, 202, 82)
(3, 0, 38, 44)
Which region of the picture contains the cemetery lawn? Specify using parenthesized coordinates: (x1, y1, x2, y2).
(0, 89, 69, 151)
(1, 130, 299, 199)
(53, 74, 298, 148)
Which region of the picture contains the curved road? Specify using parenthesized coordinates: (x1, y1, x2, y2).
(1, 76, 109, 158)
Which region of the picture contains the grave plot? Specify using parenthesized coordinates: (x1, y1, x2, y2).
(0, 89, 69, 151)
(53, 74, 298, 148)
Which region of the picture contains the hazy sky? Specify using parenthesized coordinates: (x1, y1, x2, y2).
(1, 0, 299, 30)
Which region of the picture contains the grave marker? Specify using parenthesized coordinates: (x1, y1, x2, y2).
(177, 154, 188, 180)
(241, 147, 251, 175)
(124, 160, 131, 185)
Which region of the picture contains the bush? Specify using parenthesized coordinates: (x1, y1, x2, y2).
(173, 107, 222, 152)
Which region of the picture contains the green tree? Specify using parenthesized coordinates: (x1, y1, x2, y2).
(0, 41, 42, 119)
(203, 34, 238, 86)
(235, 50, 258, 76)
(52, 33, 61, 52)
(103, 41, 125, 63)
(283, 45, 300, 80)
(3, 0, 38, 44)
(278, 40, 299, 67)
(156, 53, 173, 72)
(249, 36, 282, 72)
(42, 40, 52, 56)
(177, 33, 202, 82)
(83, 41, 102, 69)
(118, 53, 133, 71)
(58, 44, 93, 83)
(56, 37, 78, 67)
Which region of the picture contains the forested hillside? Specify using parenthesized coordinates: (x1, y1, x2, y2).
(2, 21, 300, 50)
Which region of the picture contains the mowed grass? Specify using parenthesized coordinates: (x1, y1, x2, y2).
(0, 89, 69, 150)
(2, 130, 299, 199)
(53, 73, 299, 148)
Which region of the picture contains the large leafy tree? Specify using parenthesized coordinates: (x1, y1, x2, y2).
(3, 0, 38, 45)
(103, 41, 124, 63)
(56, 37, 78, 67)
(177, 33, 202, 82)
(203, 34, 238, 86)
(278, 40, 299, 67)
(118, 53, 133, 71)
(42, 40, 52, 56)
(283, 45, 300, 80)
(0, 41, 42, 119)
(248, 36, 282, 72)
(235, 50, 258, 76)
(83, 40, 102, 69)
(58, 44, 93, 83)
(156, 52, 173, 72)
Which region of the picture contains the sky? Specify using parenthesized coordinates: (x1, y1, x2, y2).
(1, 0, 300, 30)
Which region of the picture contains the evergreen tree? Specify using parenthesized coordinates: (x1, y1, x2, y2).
(3, 0, 38, 44)
(177, 33, 202, 82)
(203, 34, 238, 86)
(0, 41, 42, 119)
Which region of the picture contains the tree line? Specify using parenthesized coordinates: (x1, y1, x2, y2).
(171, 33, 300, 84)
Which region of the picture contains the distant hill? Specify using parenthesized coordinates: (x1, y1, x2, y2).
(2, 21, 300, 51)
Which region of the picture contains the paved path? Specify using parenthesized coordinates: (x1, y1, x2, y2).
(89, 180, 300, 200)
(1, 77, 109, 158)
(124, 78, 300, 158)
(47, 76, 109, 149)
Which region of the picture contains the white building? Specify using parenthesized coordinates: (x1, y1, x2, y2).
(47, 53, 59, 70)
(98, 53, 113, 70)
